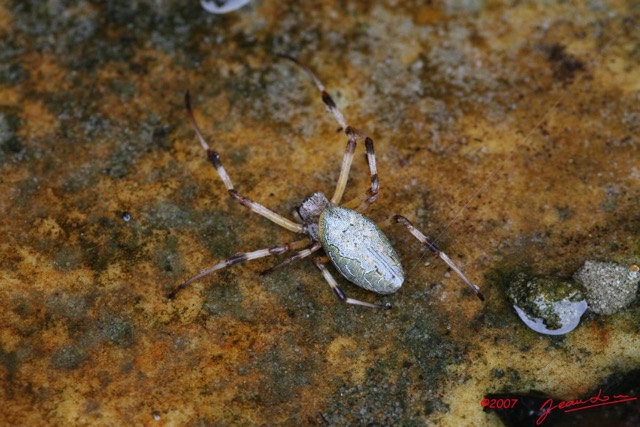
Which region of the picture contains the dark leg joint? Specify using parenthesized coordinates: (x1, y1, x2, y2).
(333, 287, 346, 301)
(227, 253, 248, 266)
(364, 137, 374, 154)
(393, 214, 408, 225)
(184, 91, 192, 110)
(167, 287, 182, 300)
(321, 91, 337, 109)
(207, 150, 223, 168)
(345, 126, 356, 138)
(424, 241, 439, 254)
(370, 174, 379, 194)
(229, 189, 250, 206)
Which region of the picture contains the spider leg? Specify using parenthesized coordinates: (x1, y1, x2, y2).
(278, 55, 379, 206)
(313, 258, 392, 310)
(393, 215, 485, 301)
(260, 242, 322, 275)
(341, 137, 379, 211)
(331, 129, 359, 205)
(185, 91, 303, 234)
(277, 54, 347, 129)
(167, 239, 310, 299)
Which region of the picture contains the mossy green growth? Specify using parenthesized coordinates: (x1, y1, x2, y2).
(507, 272, 587, 332)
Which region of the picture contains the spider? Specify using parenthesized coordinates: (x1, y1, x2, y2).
(167, 55, 484, 308)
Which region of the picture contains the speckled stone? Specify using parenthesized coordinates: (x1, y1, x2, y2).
(574, 260, 640, 315)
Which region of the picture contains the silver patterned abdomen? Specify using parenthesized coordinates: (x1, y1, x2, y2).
(318, 206, 404, 294)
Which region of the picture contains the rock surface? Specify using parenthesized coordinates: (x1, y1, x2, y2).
(1, 1, 639, 425)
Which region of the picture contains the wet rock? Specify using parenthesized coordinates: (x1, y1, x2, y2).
(507, 272, 588, 335)
(573, 261, 640, 315)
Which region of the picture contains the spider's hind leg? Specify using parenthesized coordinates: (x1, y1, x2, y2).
(260, 242, 322, 275)
(394, 215, 484, 301)
(313, 258, 392, 310)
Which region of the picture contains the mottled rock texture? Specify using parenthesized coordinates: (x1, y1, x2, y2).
(1, 1, 638, 425)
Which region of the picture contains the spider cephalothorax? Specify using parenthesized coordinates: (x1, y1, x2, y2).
(297, 192, 330, 241)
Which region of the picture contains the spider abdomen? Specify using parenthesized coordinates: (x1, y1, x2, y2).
(318, 206, 404, 295)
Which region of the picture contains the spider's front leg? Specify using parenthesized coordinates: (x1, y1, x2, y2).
(341, 136, 379, 211)
(279, 55, 379, 208)
(167, 239, 310, 299)
(394, 215, 485, 301)
(184, 91, 303, 234)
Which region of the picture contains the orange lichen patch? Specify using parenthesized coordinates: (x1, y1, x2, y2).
(20, 99, 57, 139)
(238, 277, 282, 310)
(63, 209, 89, 228)
(594, 53, 640, 93)
(145, 316, 281, 424)
(14, 246, 54, 279)
(326, 336, 368, 383)
(91, 64, 146, 124)
(96, 263, 128, 287)
(413, 6, 444, 25)
(24, 53, 72, 94)
(455, 115, 517, 157)
(0, 4, 12, 35)
(0, 87, 21, 107)
(0, 311, 31, 352)
(33, 217, 66, 240)
(165, 292, 208, 324)
(39, 321, 75, 355)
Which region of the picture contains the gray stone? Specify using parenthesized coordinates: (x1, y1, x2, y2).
(573, 261, 640, 315)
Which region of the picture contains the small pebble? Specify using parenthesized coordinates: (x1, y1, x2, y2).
(573, 260, 640, 315)
(507, 272, 588, 335)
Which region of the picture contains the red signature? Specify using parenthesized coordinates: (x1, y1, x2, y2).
(536, 389, 637, 425)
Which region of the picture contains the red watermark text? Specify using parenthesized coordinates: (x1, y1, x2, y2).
(536, 389, 637, 425)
